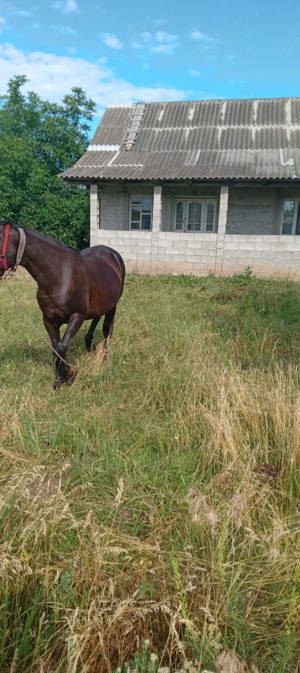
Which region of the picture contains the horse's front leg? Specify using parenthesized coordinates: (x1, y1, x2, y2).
(55, 313, 85, 387)
(43, 316, 63, 387)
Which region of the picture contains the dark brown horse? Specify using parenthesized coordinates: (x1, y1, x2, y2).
(0, 220, 125, 388)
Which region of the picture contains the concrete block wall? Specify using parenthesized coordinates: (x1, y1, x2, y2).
(91, 228, 300, 279)
(90, 229, 218, 275)
(222, 235, 300, 278)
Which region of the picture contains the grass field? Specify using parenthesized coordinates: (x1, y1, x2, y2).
(1, 269, 300, 673)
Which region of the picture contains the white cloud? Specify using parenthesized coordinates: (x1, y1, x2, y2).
(190, 30, 219, 44)
(53, 0, 78, 14)
(152, 31, 179, 54)
(131, 30, 179, 54)
(131, 32, 152, 49)
(0, 43, 188, 110)
(103, 33, 123, 50)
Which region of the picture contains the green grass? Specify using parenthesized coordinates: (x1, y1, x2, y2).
(1, 269, 300, 672)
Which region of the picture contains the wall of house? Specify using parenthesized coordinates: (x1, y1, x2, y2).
(99, 184, 154, 230)
(221, 235, 300, 277)
(90, 228, 300, 279)
(227, 185, 300, 235)
(90, 229, 218, 275)
(97, 183, 300, 234)
(90, 182, 300, 279)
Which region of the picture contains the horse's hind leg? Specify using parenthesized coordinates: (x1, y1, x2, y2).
(102, 307, 116, 360)
(84, 316, 101, 351)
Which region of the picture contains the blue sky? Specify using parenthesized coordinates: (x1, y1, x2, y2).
(0, 0, 299, 135)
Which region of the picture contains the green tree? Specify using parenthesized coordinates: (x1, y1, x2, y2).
(0, 76, 96, 248)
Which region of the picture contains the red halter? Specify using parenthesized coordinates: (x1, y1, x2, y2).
(0, 223, 11, 272)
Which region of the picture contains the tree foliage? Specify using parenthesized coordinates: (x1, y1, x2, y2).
(0, 76, 96, 248)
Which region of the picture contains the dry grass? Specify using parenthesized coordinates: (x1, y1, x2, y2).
(0, 269, 300, 672)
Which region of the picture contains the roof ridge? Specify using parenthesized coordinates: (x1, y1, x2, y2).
(133, 96, 300, 106)
(137, 123, 300, 130)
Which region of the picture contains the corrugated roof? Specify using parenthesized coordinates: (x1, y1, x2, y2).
(61, 97, 300, 182)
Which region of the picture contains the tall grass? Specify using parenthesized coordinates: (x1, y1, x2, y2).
(0, 269, 300, 672)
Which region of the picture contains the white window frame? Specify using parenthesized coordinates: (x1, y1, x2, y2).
(173, 198, 217, 233)
(129, 195, 152, 231)
(281, 199, 300, 235)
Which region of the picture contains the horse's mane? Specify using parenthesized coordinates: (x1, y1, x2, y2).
(0, 220, 71, 251)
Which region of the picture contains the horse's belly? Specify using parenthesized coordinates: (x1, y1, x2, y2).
(37, 290, 87, 325)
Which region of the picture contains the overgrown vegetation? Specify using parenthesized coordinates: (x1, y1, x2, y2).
(1, 271, 300, 672)
(0, 76, 95, 248)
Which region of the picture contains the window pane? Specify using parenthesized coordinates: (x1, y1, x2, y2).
(188, 202, 201, 231)
(142, 197, 152, 213)
(175, 201, 183, 230)
(282, 200, 295, 235)
(206, 202, 215, 232)
(295, 204, 300, 235)
(141, 213, 151, 230)
(131, 202, 141, 220)
(130, 198, 141, 229)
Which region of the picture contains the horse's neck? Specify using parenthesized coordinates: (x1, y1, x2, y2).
(21, 229, 64, 288)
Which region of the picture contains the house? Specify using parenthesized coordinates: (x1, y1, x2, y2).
(62, 97, 300, 278)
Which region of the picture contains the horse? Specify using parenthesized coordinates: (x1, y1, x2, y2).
(0, 220, 125, 388)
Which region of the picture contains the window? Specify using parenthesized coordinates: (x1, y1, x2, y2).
(281, 200, 300, 235)
(130, 196, 152, 230)
(174, 199, 217, 232)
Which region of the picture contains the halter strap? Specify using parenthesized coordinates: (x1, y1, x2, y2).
(14, 227, 26, 270)
(0, 223, 27, 273)
(0, 224, 10, 271)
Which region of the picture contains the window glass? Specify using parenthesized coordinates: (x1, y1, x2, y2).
(175, 201, 183, 230)
(130, 196, 152, 230)
(142, 197, 152, 213)
(295, 203, 300, 236)
(282, 200, 295, 235)
(206, 202, 215, 232)
(141, 213, 151, 230)
(188, 201, 201, 231)
(174, 199, 217, 232)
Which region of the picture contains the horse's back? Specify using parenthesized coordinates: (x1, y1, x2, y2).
(80, 244, 117, 258)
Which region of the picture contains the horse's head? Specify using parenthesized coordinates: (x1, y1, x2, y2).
(0, 220, 19, 277)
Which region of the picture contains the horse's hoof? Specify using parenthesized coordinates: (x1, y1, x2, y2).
(53, 378, 62, 391)
(65, 369, 77, 386)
